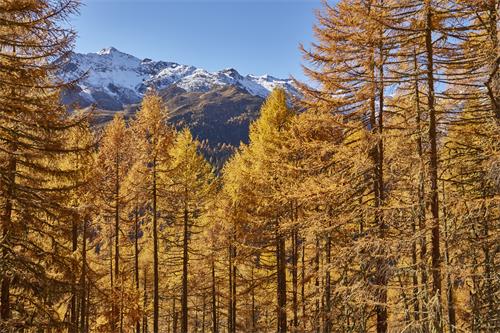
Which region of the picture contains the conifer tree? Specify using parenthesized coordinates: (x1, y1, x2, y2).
(95, 114, 134, 332)
(166, 128, 215, 333)
(0, 0, 88, 330)
(131, 91, 174, 333)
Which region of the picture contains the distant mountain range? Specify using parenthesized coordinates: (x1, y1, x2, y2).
(60, 47, 300, 162)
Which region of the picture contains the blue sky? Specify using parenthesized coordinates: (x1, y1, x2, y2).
(72, 0, 323, 81)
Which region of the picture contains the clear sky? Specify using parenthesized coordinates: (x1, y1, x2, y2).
(72, 0, 324, 81)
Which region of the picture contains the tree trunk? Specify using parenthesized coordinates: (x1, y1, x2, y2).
(315, 237, 320, 333)
(414, 47, 430, 332)
(114, 159, 120, 333)
(231, 245, 237, 333)
(211, 258, 218, 333)
(152, 160, 160, 333)
(375, 33, 387, 333)
(228, 245, 234, 333)
(424, 2, 443, 331)
(276, 223, 287, 333)
(251, 266, 256, 333)
(324, 232, 331, 333)
(442, 182, 456, 333)
(143, 266, 148, 333)
(1, 146, 16, 321)
(181, 202, 189, 333)
(80, 217, 88, 333)
(110, 231, 114, 331)
(301, 239, 306, 331)
(71, 217, 79, 333)
(135, 208, 141, 333)
(173, 297, 178, 333)
(486, 0, 500, 120)
(292, 228, 298, 331)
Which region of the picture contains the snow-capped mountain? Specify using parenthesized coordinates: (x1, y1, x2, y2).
(61, 47, 299, 111)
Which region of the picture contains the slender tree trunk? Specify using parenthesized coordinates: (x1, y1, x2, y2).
(173, 297, 178, 333)
(135, 208, 141, 333)
(202, 297, 206, 333)
(485, 2, 498, 325)
(324, 232, 331, 333)
(276, 221, 287, 333)
(114, 158, 120, 333)
(152, 160, 160, 333)
(1, 146, 16, 321)
(251, 266, 256, 333)
(414, 48, 429, 332)
(143, 266, 148, 333)
(411, 219, 420, 323)
(231, 245, 237, 333)
(315, 237, 320, 333)
(228, 245, 234, 333)
(110, 230, 114, 331)
(424, 2, 443, 331)
(211, 258, 218, 333)
(71, 217, 79, 333)
(80, 217, 88, 333)
(486, 0, 500, 120)
(181, 201, 189, 333)
(442, 182, 456, 333)
(375, 35, 387, 333)
(86, 286, 90, 333)
(301, 239, 306, 331)
(292, 228, 298, 331)
(291, 200, 299, 331)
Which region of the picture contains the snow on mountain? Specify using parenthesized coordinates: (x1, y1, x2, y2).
(61, 47, 300, 110)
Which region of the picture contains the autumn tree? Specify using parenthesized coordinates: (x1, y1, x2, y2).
(94, 114, 135, 332)
(0, 0, 91, 331)
(165, 128, 215, 333)
(131, 91, 174, 332)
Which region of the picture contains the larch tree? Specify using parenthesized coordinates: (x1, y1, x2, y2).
(0, 0, 91, 331)
(131, 91, 174, 333)
(94, 114, 134, 332)
(165, 128, 215, 333)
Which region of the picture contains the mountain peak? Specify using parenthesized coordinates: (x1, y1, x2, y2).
(97, 47, 120, 55)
